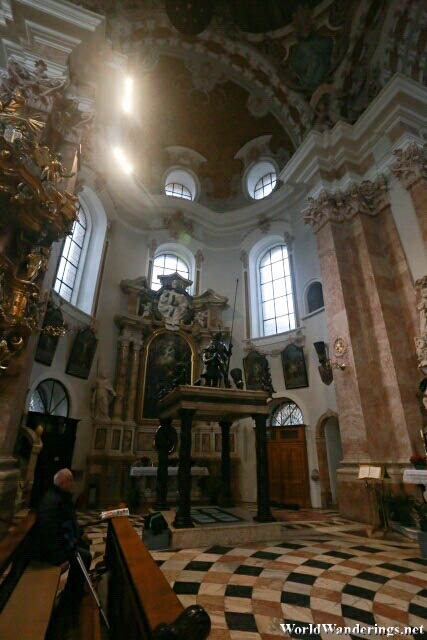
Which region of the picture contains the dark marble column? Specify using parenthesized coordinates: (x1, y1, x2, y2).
(173, 409, 196, 529)
(253, 413, 275, 522)
(218, 420, 233, 507)
(155, 418, 176, 511)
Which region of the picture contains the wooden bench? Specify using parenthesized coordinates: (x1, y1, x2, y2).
(106, 515, 211, 640)
(0, 512, 66, 640)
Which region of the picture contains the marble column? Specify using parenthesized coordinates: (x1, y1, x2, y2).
(218, 420, 233, 507)
(173, 409, 196, 529)
(304, 178, 422, 522)
(113, 338, 129, 421)
(392, 143, 427, 249)
(253, 414, 275, 523)
(125, 341, 142, 423)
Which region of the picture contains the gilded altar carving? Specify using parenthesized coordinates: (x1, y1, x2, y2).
(303, 176, 389, 233)
(0, 79, 79, 375)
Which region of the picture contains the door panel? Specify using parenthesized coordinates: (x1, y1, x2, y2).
(267, 426, 310, 508)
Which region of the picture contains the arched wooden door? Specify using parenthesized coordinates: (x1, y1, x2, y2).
(267, 401, 310, 508)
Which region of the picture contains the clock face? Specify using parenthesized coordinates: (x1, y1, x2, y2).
(334, 338, 346, 357)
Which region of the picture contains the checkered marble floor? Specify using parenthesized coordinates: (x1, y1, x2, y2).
(77, 510, 427, 639)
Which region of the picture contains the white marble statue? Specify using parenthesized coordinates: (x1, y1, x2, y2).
(91, 374, 116, 421)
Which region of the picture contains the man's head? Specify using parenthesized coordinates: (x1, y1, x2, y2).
(54, 468, 74, 493)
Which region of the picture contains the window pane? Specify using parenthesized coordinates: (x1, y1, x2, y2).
(260, 264, 272, 284)
(151, 253, 190, 290)
(271, 260, 284, 280)
(276, 315, 289, 333)
(273, 278, 286, 298)
(153, 255, 165, 267)
(263, 319, 276, 335)
(54, 201, 87, 302)
(261, 282, 273, 302)
(68, 242, 81, 267)
(62, 263, 76, 288)
(165, 254, 177, 270)
(262, 300, 275, 320)
(270, 246, 282, 263)
(274, 296, 287, 317)
(259, 244, 296, 337)
(73, 223, 85, 247)
(260, 251, 271, 268)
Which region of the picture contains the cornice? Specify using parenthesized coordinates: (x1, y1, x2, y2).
(15, 0, 104, 32)
(281, 74, 427, 197)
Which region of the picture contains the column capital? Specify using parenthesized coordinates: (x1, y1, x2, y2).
(303, 176, 389, 233)
(392, 143, 427, 190)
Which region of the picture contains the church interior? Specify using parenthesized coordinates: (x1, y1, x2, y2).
(0, 0, 426, 638)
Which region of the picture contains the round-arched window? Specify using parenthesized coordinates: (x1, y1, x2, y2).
(164, 169, 197, 201)
(259, 244, 295, 336)
(28, 379, 69, 417)
(271, 400, 303, 426)
(246, 160, 277, 200)
(151, 253, 190, 291)
(306, 281, 324, 314)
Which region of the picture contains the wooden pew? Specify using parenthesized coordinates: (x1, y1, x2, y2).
(0, 511, 36, 612)
(0, 511, 69, 640)
(106, 515, 211, 640)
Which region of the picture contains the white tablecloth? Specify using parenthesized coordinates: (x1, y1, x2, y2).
(403, 469, 427, 484)
(130, 466, 209, 477)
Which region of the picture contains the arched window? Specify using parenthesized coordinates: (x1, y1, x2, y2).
(151, 253, 190, 291)
(164, 168, 197, 201)
(254, 172, 277, 200)
(259, 244, 296, 336)
(165, 182, 192, 200)
(271, 400, 303, 426)
(28, 379, 69, 417)
(306, 281, 324, 314)
(246, 160, 277, 200)
(54, 204, 87, 303)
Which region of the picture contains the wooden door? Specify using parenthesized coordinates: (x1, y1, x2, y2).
(267, 425, 310, 508)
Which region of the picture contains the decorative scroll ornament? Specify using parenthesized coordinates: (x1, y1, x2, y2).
(392, 143, 427, 191)
(303, 176, 388, 233)
(163, 210, 194, 240)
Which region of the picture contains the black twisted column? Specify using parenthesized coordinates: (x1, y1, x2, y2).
(173, 408, 196, 528)
(253, 413, 275, 522)
(218, 420, 233, 507)
(154, 418, 177, 511)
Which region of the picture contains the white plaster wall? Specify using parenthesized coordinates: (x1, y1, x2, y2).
(388, 176, 427, 282)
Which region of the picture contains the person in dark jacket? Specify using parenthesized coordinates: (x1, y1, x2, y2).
(35, 468, 91, 609)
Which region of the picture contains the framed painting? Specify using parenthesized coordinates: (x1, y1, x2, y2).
(35, 300, 65, 366)
(142, 331, 192, 418)
(243, 350, 269, 391)
(66, 327, 98, 379)
(281, 344, 309, 389)
(35, 332, 59, 366)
